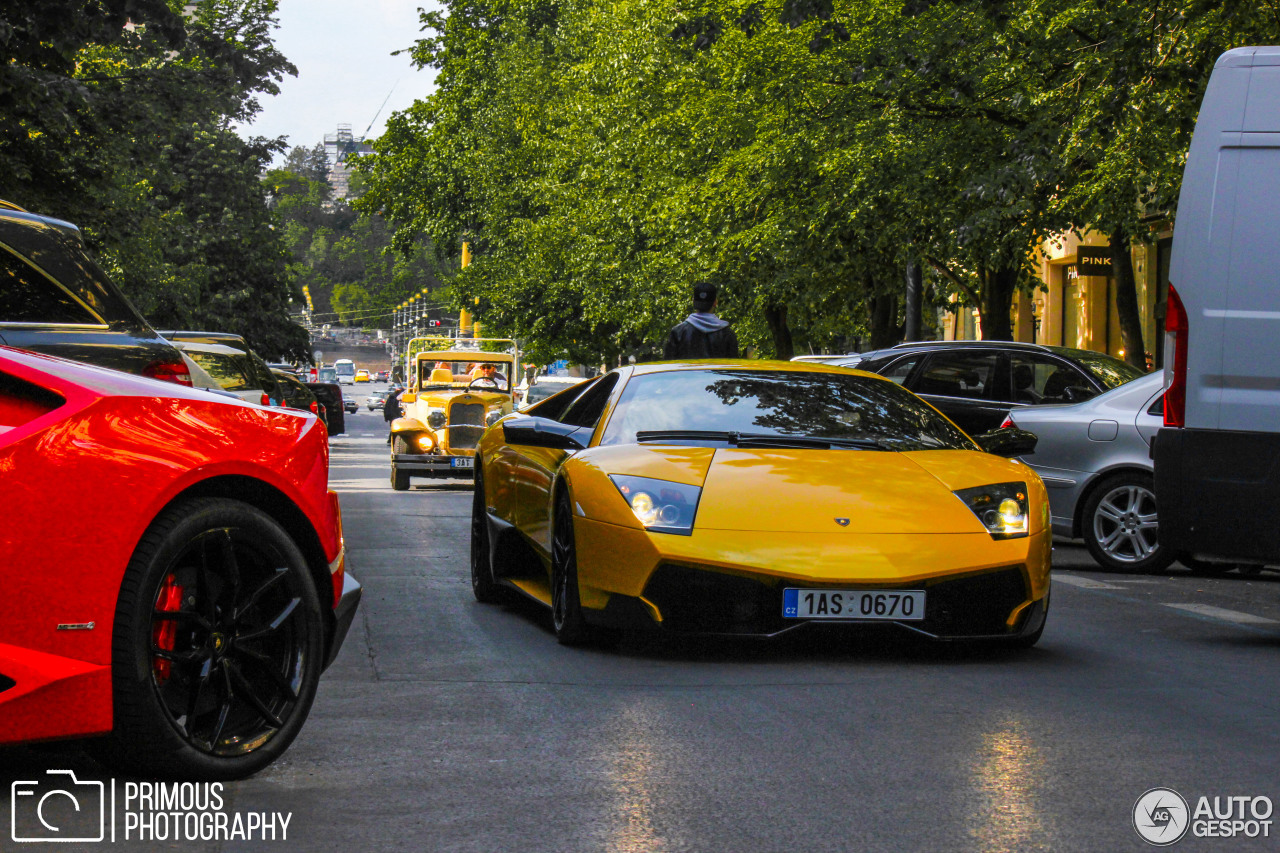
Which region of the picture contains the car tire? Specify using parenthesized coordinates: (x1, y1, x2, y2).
(95, 498, 324, 780)
(391, 465, 410, 491)
(550, 489, 592, 645)
(470, 465, 503, 603)
(1081, 472, 1175, 574)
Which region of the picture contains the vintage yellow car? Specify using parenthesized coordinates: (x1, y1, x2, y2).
(471, 360, 1050, 647)
(390, 345, 516, 490)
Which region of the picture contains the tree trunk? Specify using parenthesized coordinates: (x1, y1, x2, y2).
(868, 290, 901, 350)
(903, 261, 923, 341)
(763, 304, 794, 360)
(1110, 229, 1147, 370)
(977, 264, 1018, 341)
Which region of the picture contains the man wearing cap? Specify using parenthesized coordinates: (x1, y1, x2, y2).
(662, 282, 739, 359)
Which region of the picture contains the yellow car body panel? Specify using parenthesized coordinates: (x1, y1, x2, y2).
(475, 359, 1051, 641)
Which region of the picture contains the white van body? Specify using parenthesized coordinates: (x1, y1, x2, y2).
(334, 358, 356, 385)
(1154, 46, 1280, 562)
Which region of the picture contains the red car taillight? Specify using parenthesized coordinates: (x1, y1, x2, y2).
(999, 414, 1015, 429)
(310, 400, 320, 414)
(1164, 284, 1188, 428)
(143, 359, 193, 387)
(261, 392, 271, 406)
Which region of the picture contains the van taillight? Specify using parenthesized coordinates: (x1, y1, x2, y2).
(1164, 284, 1188, 427)
(260, 392, 271, 406)
(143, 359, 193, 387)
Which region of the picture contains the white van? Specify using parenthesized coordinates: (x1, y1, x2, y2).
(334, 358, 356, 385)
(1153, 46, 1280, 563)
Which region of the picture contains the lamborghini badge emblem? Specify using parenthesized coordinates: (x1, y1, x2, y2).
(834, 518, 850, 527)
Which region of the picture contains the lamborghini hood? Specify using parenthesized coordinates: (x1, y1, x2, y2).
(573, 444, 1022, 536)
(695, 448, 985, 534)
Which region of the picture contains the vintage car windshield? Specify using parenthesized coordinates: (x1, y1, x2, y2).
(417, 358, 511, 392)
(599, 368, 976, 451)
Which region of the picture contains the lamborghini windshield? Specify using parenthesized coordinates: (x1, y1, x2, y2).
(600, 368, 975, 451)
(416, 359, 511, 392)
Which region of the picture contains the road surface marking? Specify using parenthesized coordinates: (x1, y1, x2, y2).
(1053, 574, 1124, 590)
(1164, 603, 1277, 625)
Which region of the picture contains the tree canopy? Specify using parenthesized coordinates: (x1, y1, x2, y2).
(355, 0, 1280, 362)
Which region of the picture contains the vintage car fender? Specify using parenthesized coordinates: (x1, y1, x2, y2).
(391, 416, 434, 437)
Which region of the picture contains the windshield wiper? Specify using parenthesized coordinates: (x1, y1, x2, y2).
(635, 430, 888, 450)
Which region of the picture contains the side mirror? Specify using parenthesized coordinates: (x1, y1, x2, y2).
(974, 427, 1037, 458)
(502, 417, 586, 450)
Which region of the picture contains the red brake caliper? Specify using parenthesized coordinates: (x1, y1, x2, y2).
(152, 573, 185, 684)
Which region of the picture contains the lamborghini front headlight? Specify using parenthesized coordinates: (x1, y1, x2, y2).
(953, 482, 1029, 539)
(609, 475, 702, 535)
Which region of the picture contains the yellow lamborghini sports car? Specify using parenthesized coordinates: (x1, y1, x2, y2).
(471, 360, 1050, 647)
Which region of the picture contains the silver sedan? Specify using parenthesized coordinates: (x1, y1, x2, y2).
(1004, 372, 1170, 572)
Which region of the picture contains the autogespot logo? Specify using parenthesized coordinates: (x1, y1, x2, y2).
(1134, 787, 1190, 846)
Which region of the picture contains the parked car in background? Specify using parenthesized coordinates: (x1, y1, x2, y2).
(515, 375, 589, 411)
(274, 368, 326, 420)
(1002, 372, 1173, 572)
(307, 382, 346, 436)
(0, 202, 190, 385)
(160, 331, 289, 406)
(0, 345, 360, 778)
(835, 341, 1145, 436)
(172, 340, 284, 407)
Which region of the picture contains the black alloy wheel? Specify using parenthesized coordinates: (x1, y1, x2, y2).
(98, 498, 323, 780)
(470, 465, 503, 603)
(550, 489, 592, 645)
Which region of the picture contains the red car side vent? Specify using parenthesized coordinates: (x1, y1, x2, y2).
(0, 374, 65, 434)
(143, 359, 193, 387)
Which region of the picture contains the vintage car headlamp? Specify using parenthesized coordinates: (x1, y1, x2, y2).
(609, 475, 701, 535)
(417, 432, 437, 451)
(953, 482, 1029, 539)
(426, 410, 447, 429)
(486, 410, 503, 427)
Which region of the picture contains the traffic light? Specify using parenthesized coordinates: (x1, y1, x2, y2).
(428, 320, 442, 327)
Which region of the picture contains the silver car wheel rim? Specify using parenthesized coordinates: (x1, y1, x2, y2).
(1092, 484, 1160, 563)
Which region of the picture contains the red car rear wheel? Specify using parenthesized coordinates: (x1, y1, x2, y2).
(96, 497, 324, 780)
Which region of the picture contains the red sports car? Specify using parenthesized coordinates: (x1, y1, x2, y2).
(0, 347, 360, 779)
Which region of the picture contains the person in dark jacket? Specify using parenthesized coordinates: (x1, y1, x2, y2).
(662, 282, 739, 359)
(383, 386, 403, 445)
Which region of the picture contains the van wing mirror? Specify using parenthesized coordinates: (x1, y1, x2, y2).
(974, 427, 1037, 458)
(502, 417, 586, 450)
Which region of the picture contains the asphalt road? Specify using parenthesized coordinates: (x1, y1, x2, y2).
(6, 398, 1280, 852)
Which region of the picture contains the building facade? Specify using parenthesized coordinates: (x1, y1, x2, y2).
(940, 228, 1174, 368)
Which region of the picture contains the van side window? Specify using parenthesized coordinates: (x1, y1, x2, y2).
(0, 247, 102, 325)
(560, 374, 620, 428)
